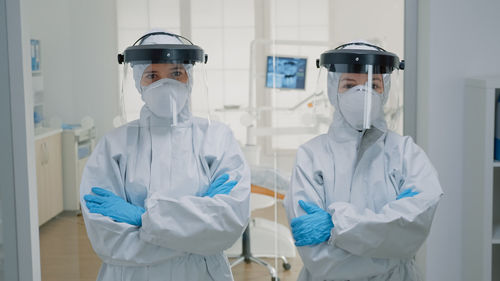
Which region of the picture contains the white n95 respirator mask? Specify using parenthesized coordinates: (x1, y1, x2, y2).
(337, 85, 383, 130)
(141, 78, 190, 119)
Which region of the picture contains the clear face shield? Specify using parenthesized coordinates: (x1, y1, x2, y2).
(317, 43, 404, 131)
(115, 32, 210, 186)
(116, 32, 209, 127)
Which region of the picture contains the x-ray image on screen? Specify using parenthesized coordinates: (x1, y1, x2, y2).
(266, 56, 307, 90)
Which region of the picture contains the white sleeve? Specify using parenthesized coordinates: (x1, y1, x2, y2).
(329, 137, 444, 259)
(80, 136, 185, 266)
(284, 146, 400, 280)
(139, 127, 251, 256)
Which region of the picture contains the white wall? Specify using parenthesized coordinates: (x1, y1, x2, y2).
(330, 0, 405, 135)
(417, 0, 500, 280)
(26, 0, 72, 125)
(269, 0, 330, 152)
(191, 0, 255, 144)
(330, 0, 403, 54)
(69, 0, 120, 140)
(27, 0, 119, 140)
(116, 0, 181, 122)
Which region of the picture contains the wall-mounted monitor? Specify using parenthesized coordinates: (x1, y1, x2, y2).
(265, 56, 307, 90)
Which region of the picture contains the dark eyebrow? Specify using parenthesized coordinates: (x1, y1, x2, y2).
(143, 70, 158, 74)
(372, 77, 382, 81)
(166, 65, 184, 71)
(340, 78, 357, 82)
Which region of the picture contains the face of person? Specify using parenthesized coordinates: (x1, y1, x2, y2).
(338, 73, 384, 94)
(140, 63, 188, 87)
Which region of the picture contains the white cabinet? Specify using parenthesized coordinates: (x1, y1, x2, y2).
(62, 126, 95, 211)
(35, 130, 63, 226)
(463, 78, 500, 281)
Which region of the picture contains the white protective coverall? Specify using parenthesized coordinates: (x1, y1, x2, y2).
(284, 71, 443, 281)
(80, 35, 250, 281)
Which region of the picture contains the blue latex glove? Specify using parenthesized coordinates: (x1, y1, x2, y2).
(203, 173, 238, 197)
(290, 200, 334, 247)
(396, 187, 420, 200)
(84, 187, 145, 227)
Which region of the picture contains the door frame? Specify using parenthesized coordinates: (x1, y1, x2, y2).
(1, 0, 41, 280)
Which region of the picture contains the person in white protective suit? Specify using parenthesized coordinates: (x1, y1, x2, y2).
(80, 31, 250, 281)
(284, 42, 443, 281)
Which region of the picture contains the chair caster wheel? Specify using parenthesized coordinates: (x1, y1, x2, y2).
(283, 262, 291, 270)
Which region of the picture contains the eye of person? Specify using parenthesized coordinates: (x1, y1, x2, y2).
(144, 73, 157, 80)
(342, 83, 355, 89)
(171, 71, 183, 77)
(372, 83, 384, 92)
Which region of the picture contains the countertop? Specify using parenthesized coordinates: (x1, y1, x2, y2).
(34, 127, 63, 141)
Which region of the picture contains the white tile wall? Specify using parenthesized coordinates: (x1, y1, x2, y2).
(117, 0, 149, 29)
(117, 0, 182, 123)
(223, 70, 249, 106)
(191, 0, 224, 28)
(271, 45, 300, 57)
(216, 111, 247, 145)
(190, 0, 255, 144)
(190, 68, 210, 113)
(148, 0, 180, 28)
(192, 28, 224, 69)
(299, 26, 328, 41)
(222, 0, 254, 27)
(269, 0, 330, 150)
(205, 70, 224, 109)
(223, 27, 254, 69)
(273, 0, 299, 26)
(330, 0, 403, 49)
(273, 27, 299, 40)
(118, 28, 149, 52)
(298, 0, 328, 26)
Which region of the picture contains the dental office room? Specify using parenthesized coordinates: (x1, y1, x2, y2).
(2, 0, 500, 280)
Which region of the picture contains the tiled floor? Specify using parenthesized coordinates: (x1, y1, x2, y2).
(39, 205, 302, 281)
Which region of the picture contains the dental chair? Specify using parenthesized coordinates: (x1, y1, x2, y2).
(227, 167, 295, 281)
